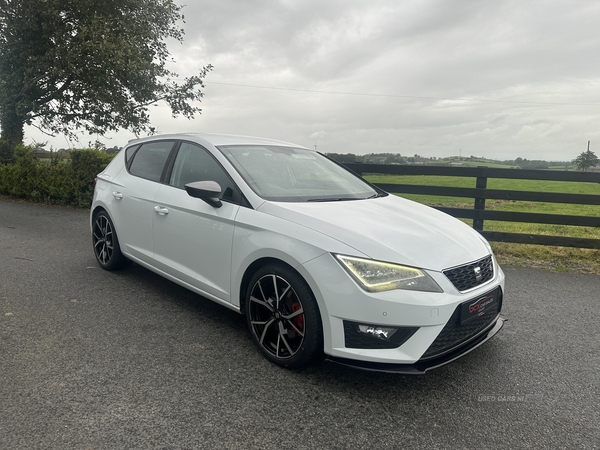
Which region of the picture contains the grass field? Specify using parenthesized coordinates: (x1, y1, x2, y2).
(365, 174, 600, 273)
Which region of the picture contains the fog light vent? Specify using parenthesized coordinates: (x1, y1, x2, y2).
(358, 325, 396, 340)
(344, 321, 419, 349)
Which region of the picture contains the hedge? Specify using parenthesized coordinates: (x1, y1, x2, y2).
(0, 145, 115, 208)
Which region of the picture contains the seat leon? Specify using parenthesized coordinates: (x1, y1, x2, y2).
(91, 133, 505, 373)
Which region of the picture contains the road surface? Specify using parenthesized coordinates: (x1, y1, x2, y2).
(1, 198, 598, 449)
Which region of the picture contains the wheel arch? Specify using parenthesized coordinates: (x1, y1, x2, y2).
(90, 204, 110, 230)
(91, 204, 107, 218)
(239, 257, 299, 314)
(91, 204, 122, 238)
(238, 256, 328, 317)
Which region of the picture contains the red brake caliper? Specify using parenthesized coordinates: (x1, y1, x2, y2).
(291, 303, 304, 331)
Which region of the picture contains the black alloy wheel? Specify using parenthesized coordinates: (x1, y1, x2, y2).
(92, 211, 129, 270)
(246, 263, 322, 368)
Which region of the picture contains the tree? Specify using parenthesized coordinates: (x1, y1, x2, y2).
(573, 148, 599, 171)
(517, 159, 549, 170)
(0, 0, 212, 146)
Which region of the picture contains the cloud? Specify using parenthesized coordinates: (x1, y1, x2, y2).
(25, 0, 600, 160)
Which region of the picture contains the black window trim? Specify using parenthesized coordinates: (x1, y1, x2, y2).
(161, 140, 182, 184)
(124, 144, 141, 167)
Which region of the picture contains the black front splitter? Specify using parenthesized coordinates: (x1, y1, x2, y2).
(325, 315, 506, 375)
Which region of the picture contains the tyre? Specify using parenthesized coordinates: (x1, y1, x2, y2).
(245, 263, 323, 368)
(92, 210, 129, 271)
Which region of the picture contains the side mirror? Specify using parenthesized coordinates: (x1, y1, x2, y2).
(185, 181, 222, 208)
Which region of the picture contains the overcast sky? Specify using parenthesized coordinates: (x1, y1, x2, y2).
(27, 0, 600, 160)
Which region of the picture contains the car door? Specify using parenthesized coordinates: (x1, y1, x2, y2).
(152, 142, 242, 303)
(111, 140, 175, 264)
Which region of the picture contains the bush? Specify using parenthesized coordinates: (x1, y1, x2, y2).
(0, 139, 15, 164)
(0, 145, 114, 207)
(70, 149, 115, 207)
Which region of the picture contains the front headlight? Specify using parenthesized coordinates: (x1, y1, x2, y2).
(335, 255, 443, 293)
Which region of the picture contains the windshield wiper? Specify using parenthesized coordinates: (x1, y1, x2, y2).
(307, 197, 360, 202)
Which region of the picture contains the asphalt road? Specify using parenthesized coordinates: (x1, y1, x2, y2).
(1, 198, 598, 450)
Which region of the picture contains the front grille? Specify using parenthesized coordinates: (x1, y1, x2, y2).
(420, 287, 502, 360)
(343, 321, 418, 349)
(443, 255, 494, 292)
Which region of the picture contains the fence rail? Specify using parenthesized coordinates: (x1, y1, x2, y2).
(343, 163, 600, 249)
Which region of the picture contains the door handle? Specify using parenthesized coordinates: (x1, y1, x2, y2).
(154, 206, 169, 215)
(112, 192, 123, 199)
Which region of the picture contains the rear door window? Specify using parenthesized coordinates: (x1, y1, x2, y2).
(128, 141, 175, 182)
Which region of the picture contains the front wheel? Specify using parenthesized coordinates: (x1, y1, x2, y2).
(92, 211, 129, 271)
(245, 264, 323, 368)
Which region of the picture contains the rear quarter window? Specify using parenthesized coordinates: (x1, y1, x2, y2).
(124, 144, 140, 164)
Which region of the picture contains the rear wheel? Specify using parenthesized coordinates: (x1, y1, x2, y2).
(245, 263, 322, 368)
(92, 211, 129, 270)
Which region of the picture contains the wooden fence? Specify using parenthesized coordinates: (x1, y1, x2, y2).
(344, 163, 600, 249)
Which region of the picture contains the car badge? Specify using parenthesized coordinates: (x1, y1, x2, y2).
(474, 266, 482, 282)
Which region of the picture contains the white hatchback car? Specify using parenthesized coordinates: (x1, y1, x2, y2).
(91, 133, 505, 373)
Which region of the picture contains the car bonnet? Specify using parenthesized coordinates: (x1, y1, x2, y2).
(256, 194, 490, 272)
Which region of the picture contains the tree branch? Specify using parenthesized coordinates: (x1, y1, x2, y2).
(35, 75, 75, 107)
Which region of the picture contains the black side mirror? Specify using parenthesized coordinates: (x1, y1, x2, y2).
(185, 181, 222, 208)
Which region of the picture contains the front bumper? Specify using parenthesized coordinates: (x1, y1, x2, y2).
(299, 252, 506, 370)
(326, 315, 506, 374)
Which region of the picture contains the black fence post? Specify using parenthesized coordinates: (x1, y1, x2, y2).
(473, 172, 487, 231)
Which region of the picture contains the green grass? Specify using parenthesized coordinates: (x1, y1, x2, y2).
(365, 174, 600, 273)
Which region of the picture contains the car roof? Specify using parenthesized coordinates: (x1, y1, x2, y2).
(127, 133, 307, 149)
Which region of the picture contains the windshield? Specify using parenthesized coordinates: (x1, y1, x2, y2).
(218, 145, 379, 202)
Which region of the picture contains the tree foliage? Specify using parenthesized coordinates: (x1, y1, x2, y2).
(326, 152, 408, 164)
(514, 158, 549, 170)
(573, 149, 599, 171)
(0, 0, 211, 145)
